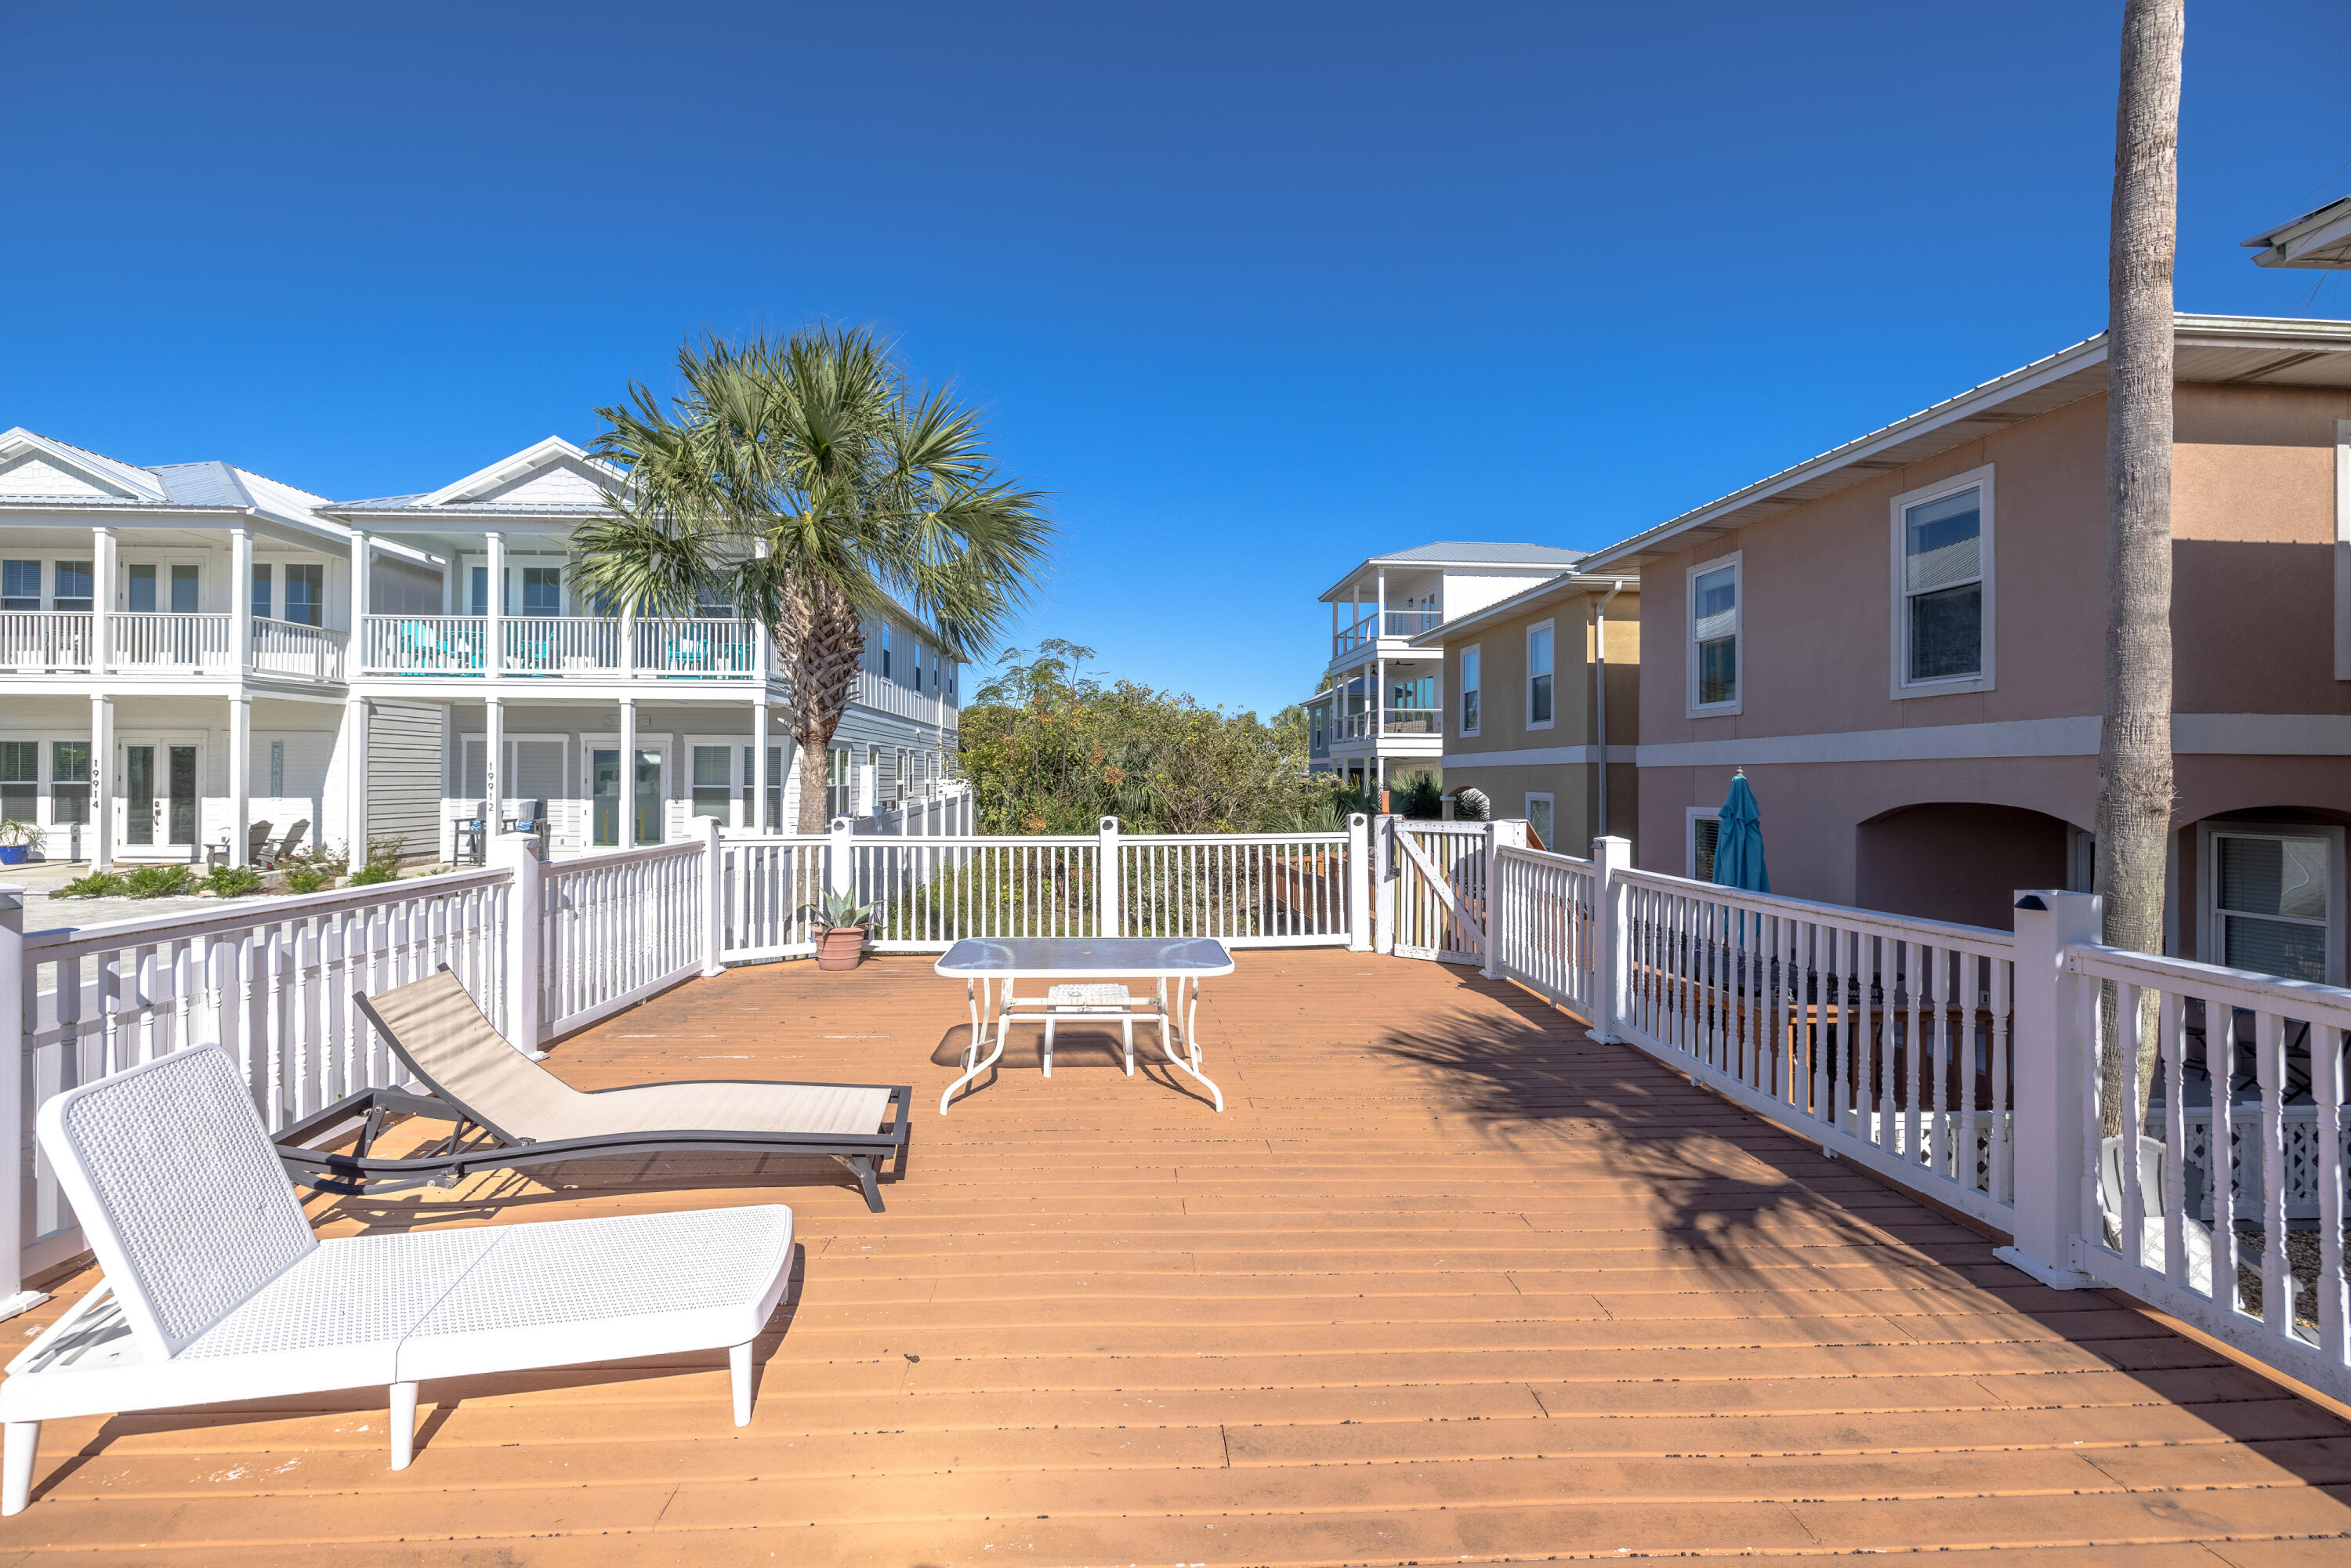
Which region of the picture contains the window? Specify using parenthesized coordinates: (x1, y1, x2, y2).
(127, 563, 156, 612)
(694, 580, 733, 618)
(1689, 555, 1740, 712)
(522, 566, 563, 616)
(251, 563, 272, 620)
(880, 625, 893, 681)
(171, 563, 199, 614)
(742, 744, 786, 831)
(51, 741, 90, 825)
(53, 561, 92, 614)
(827, 746, 855, 820)
(1459, 646, 1481, 736)
(1688, 809, 1722, 882)
(2, 560, 38, 611)
(1525, 792, 1555, 849)
(0, 741, 32, 825)
(690, 745, 733, 820)
(470, 566, 490, 617)
(2204, 826, 2344, 985)
(284, 563, 323, 627)
(1310, 705, 1326, 753)
(269, 740, 284, 797)
(1527, 621, 1554, 729)
(1893, 469, 1993, 691)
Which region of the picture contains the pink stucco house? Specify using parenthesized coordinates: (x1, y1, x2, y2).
(1581, 314, 2351, 984)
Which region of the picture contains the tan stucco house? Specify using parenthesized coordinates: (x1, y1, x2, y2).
(1581, 313, 2351, 984)
(1404, 573, 1638, 852)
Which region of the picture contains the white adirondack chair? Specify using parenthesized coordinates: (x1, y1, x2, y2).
(0, 1045, 795, 1515)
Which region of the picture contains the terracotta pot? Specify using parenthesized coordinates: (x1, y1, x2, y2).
(816, 925, 869, 971)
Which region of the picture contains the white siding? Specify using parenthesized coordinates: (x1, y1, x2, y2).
(365, 697, 444, 859)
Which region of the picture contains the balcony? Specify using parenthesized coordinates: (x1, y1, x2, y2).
(0, 611, 346, 680)
(1335, 706, 1443, 741)
(1332, 607, 1443, 659)
(358, 614, 761, 680)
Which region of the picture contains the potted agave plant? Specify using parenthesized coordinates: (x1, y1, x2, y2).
(812, 891, 878, 971)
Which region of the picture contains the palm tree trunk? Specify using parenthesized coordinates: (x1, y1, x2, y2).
(2095, 0, 2184, 1138)
(784, 583, 868, 835)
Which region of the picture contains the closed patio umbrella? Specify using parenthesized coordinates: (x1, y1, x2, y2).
(1712, 772, 1770, 894)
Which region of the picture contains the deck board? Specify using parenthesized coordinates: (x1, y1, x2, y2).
(3, 947, 2349, 1564)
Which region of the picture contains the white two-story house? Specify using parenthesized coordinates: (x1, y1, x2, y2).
(0, 429, 964, 868)
(1305, 541, 1586, 792)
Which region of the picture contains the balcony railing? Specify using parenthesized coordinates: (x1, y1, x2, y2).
(112, 611, 232, 672)
(856, 668, 960, 728)
(250, 617, 348, 681)
(635, 617, 759, 677)
(360, 614, 763, 680)
(1331, 607, 1443, 658)
(0, 611, 93, 672)
(1335, 707, 1443, 741)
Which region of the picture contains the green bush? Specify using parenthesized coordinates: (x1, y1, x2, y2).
(284, 864, 339, 895)
(198, 864, 266, 899)
(348, 862, 398, 885)
(56, 871, 127, 898)
(122, 864, 196, 899)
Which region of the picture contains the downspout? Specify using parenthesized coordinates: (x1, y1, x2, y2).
(1591, 578, 1629, 842)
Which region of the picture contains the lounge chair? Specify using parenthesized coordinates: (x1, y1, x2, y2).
(245, 820, 273, 866)
(269, 819, 309, 867)
(275, 969, 910, 1211)
(0, 1045, 793, 1515)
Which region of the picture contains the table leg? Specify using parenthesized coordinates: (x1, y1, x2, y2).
(940, 975, 1010, 1114)
(1151, 976, 1224, 1113)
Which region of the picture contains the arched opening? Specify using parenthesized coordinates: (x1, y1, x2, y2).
(1855, 802, 2079, 932)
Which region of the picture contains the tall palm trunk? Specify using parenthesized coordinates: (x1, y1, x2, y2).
(2095, 0, 2184, 1137)
(779, 581, 868, 834)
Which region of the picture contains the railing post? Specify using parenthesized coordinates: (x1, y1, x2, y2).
(1373, 813, 1397, 956)
(857, 763, 878, 820)
(0, 886, 48, 1320)
(828, 815, 856, 901)
(1346, 813, 1371, 952)
(1995, 889, 2099, 1289)
(698, 813, 725, 977)
(491, 832, 547, 1060)
(1588, 835, 1631, 1042)
(1099, 816, 1121, 938)
(1480, 821, 1503, 980)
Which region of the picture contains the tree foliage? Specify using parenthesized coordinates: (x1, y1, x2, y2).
(959, 641, 1357, 834)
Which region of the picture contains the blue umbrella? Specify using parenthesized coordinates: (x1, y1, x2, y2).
(1712, 773, 1770, 894)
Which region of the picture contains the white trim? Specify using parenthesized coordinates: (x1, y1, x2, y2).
(1524, 620, 1555, 732)
(1441, 744, 1624, 768)
(1458, 643, 1481, 737)
(1638, 712, 2351, 769)
(2196, 820, 2346, 987)
(1686, 551, 1742, 716)
(2334, 418, 2350, 682)
(1889, 464, 1995, 698)
(1686, 806, 1722, 881)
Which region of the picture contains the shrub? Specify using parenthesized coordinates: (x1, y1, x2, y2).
(56, 871, 126, 898)
(198, 864, 266, 899)
(284, 864, 339, 895)
(349, 861, 398, 885)
(122, 864, 197, 899)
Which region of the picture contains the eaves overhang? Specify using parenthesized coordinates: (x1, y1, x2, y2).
(2243, 197, 2351, 270)
(1578, 314, 2351, 574)
(1404, 570, 1634, 650)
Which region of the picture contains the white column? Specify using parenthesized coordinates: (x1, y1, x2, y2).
(1373, 656, 1385, 740)
(350, 531, 371, 657)
(91, 527, 115, 675)
(827, 813, 855, 899)
(1588, 835, 1631, 1041)
(89, 694, 114, 870)
(342, 697, 369, 863)
(1099, 816, 1121, 938)
(618, 697, 637, 849)
(0, 885, 49, 1320)
(750, 700, 770, 833)
(227, 694, 252, 867)
(697, 813, 724, 976)
(490, 831, 546, 1059)
(1373, 813, 1396, 955)
(230, 527, 254, 675)
(484, 531, 505, 676)
(484, 695, 504, 827)
(1994, 889, 2101, 1289)
(1375, 567, 1387, 632)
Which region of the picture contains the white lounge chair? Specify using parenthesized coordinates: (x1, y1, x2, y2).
(0, 1045, 795, 1516)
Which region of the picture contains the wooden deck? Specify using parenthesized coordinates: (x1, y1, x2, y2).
(5, 949, 2351, 1565)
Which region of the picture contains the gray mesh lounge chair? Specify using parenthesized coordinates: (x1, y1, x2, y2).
(274, 969, 910, 1211)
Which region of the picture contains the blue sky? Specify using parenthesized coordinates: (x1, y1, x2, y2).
(6, 2, 2346, 717)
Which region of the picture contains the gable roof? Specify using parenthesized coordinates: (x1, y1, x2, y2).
(1580, 313, 2351, 574)
(2243, 197, 2351, 270)
(324, 436, 630, 520)
(0, 428, 169, 504)
(0, 428, 342, 538)
(1317, 541, 1588, 603)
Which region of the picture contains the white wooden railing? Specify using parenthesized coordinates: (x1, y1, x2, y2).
(0, 612, 93, 672)
(503, 614, 618, 675)
(362, 615, 490, 675)
(854, 668, 958, 729)
(111, 611, 230, 672)
(538, 839, 707, 1037)
(250, 617, 347, 680)
(634, 617, 759, 677)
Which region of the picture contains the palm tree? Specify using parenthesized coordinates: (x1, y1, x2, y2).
(571, 327, 1051, 832)
(2096, 0, 2184, 1135)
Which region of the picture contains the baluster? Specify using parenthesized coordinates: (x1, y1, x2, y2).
(2117, 980, 2146, 1266)
(2210, 998, 2241, 1309)
(1902, 941, 1923, 1166)
(2314, 1021, 2346, 1361)
(2161, 987, 2188, 1287)
(1990, 955, 2012, 1201)
(2255, 1010, 2289, 1334)
(1927, 945, 1949, 1181)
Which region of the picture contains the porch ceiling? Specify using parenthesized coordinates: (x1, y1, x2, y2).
(5, 950, 2347, 1559)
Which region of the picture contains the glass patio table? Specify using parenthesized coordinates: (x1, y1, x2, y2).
(933, 936, 1235, 1113)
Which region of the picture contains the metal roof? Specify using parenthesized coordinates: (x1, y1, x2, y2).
(1371, 541, 1586, 567)
(1404, 570, 1634, 649)
(0, 429, 345, 540)
(1580, 314, 2351, 574)
(2243, 197, 2351, 270)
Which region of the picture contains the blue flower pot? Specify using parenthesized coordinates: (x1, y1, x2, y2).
(0, 846, 26, 866)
